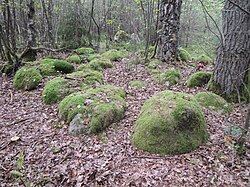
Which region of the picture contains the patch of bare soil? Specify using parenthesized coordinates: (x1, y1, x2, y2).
(0, 59, 249, 186)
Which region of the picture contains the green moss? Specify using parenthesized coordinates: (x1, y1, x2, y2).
(37, 63, 58, 77)
(243, 71, 250, 103)
(178, 48, 191, 61)
(196, 54, 213, 64)
(157, 69, 183, 86)
(87, 54, 102, 61)
(77, 64, 91, 71)
(114, 30, 129, 42)
(13, 67, 42, 90)
(207, 77, 224, 95)
(1, 64, 13, 74)
(53, 60, 74, 74)
(42, 70, 103, 104)
(187, 71, 212, 88)
(67, 55, 81, 63)
(58, 85, 126, 134)
(195, 92, 233, 113)
(148, 69, 160, 75)
(132, 90, 208, 154)
(76, 47, 95, 55)
(101, 49, 127, 61)
(42, 77, 72, 104)
(88, 58, 113, 71)
(148, 59, 163, 69)
(67, 70, 104, 85)
(129, 80, 145, 88)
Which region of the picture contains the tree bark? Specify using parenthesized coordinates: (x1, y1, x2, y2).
(213, 1, 250, 98)
(24, 0, 37, 62)
(158, 0, 183, 62)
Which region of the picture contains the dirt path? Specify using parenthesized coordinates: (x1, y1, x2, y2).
(0, 60, 249, 186)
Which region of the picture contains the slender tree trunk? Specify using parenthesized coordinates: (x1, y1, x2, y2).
(158, 0, 183, 62)
(212, 1, 250, 100)
(23, 0, 37, 62)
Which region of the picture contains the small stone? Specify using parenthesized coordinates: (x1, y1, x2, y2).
(69, 114, 85, 136)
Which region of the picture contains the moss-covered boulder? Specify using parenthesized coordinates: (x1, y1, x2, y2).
(76, 47, 95, 55)
(129, 80, 145, 88)
(59, 85, 126, 134)
(187, 71, 212, 88)
(132, 91, 208, 154)
(114, 30, 129, 42)
(178, 48, 191, 61)
(88, 58, 113, 71)
(42, 77, 72, 104)
(157, 69, 183, 86)
(53, 60, 74, 74)
(24, 58, 74, 76)
(147, 59, 163, 69)
(42, 70, 103, 104)
(87, 54, 102, 61)
(67, 55, 81, 63)
(102, 49, 127, 61)
(196, 54, 213, 64)
(195, 92, 233, 113)
(13, 67, 42, 90)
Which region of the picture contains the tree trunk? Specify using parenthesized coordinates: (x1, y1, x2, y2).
(23, 0, 37, 62)
(158, 0, 183, 62)
(212, 0, 250, 101)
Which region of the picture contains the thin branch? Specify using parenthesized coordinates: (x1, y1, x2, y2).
(198, 0, 225, 46)
(228, 0, 250, 15)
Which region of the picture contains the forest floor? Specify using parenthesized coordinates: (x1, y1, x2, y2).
(0, 56, 249, 186)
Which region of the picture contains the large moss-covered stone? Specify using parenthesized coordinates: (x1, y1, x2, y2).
(195, 92, 233, 113)
(157, 69, 183, 86)
(196, 54, 213, 64)
(59, 85, 126, 134)
(102, 49, 127, 61)
(132, 91, 208, 154)
(42, 70, 104, 104)
(187, 71, 212, 88)
(13, 67, 42, 90)
(178, 48, 191, 61)
(76, 47, 95, 55)
(67, 55, 81, 63)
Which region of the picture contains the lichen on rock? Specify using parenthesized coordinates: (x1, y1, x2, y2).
(132, 91, 208, 154)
